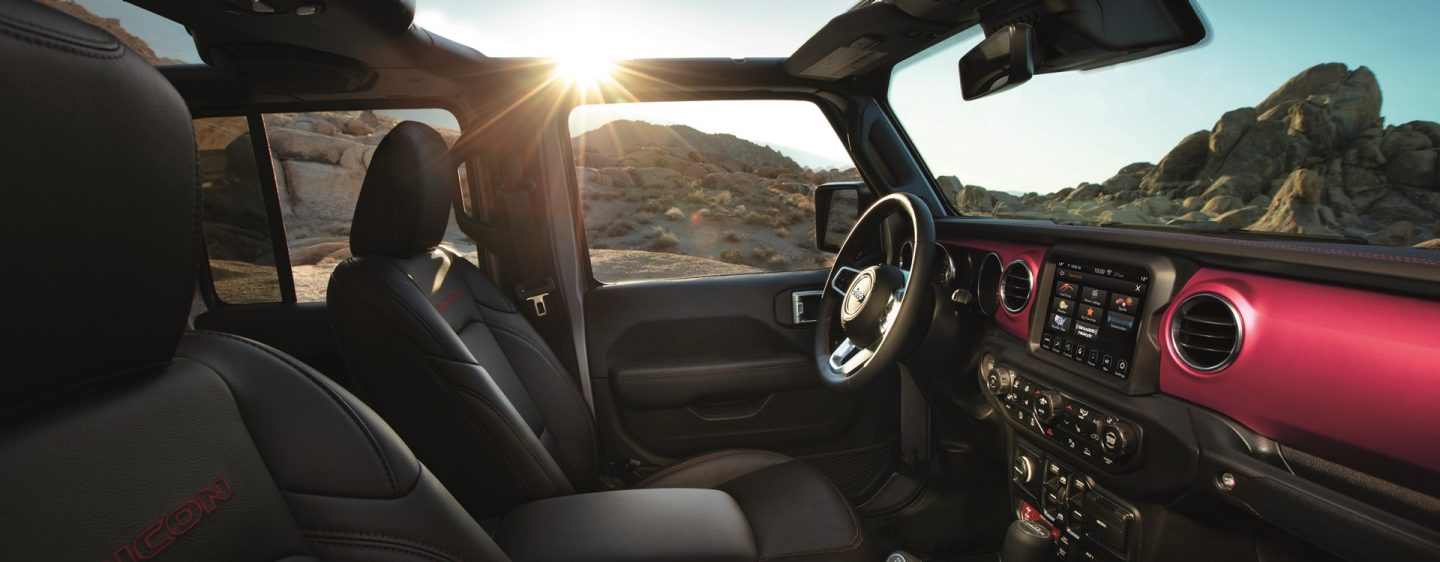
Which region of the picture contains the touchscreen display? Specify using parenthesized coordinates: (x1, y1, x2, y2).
(1040, 259, 1149, 378)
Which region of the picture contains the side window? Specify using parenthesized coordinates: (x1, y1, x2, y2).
(570, 100, 861, 283)
(263, 110, 469, 301)
(196, 117, 283, 304)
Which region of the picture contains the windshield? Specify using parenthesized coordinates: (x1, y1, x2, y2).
(890, 1, 1440, 250)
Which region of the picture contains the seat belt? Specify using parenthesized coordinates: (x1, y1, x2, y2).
(500, 180, 555, 319)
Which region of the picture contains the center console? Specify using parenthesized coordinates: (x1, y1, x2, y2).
(1012, 439, 1138, 562)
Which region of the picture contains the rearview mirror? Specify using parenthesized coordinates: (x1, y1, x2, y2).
(814, 181, 870, 252)
(958, 23, 1036, 101)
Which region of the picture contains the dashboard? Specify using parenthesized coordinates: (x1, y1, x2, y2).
(925, 220, 1440, 562)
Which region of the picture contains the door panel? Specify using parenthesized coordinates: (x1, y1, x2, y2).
(587, 269, 895, 463)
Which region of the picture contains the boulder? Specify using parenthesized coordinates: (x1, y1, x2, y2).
(1182, 196, 1205, 211)
(1201, 175, 1263, 202)
(1098, 207, 1155, 225)
(1385, 149, 1437, 189)
(1205, 119, 1293, 187)
(1141, 130, 1210, 192)
(629, 167, 686, 190)
(1201, 195, 1245, 215)
(1381, 126, 1433, 159)
(343, 118, 374, 136)
(1213, 206, 1266, 228)
(1247, 169, 1335, 235)
(1255, 63, 1381, 143)
(1403, 121, 1440, 147)
(1284, 101, 1338, 153)
(1210, 108, 1258, 156)
(1175, 211, 1211, 222)
(1102, 163, 1154, 194)
(269, 128, 365, 166)
(700, 172, 763, 193)
(278, 160, 366, 229)
(1134, 195, 1175, 216)
(1415, 238, 1440, 250)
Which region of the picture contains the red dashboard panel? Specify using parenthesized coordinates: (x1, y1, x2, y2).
(942, 238, 1048, 342)
(1160, 267, 1440, 475)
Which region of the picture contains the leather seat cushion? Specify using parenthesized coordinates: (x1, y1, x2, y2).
(637, 450, 868, 561)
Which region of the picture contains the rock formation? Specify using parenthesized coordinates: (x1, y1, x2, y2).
(950, 63, 1439, 248)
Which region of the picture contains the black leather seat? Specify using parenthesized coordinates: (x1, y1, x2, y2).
(328, 127, 869, 560)
(0, 3, 504, 560)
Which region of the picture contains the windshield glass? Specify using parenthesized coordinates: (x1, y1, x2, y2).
(890, 1, 1440, 250)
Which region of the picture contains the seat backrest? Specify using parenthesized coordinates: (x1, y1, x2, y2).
(328, 124, 598, 519)
(0, 3, 506, 559)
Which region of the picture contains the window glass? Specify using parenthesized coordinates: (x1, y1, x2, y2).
(52, 0, 202, 64)
(890, 3, 1440, 250)
(571, 100, 861, 283)
(265, 110, 469, 301)
(195, 117, 283, 304)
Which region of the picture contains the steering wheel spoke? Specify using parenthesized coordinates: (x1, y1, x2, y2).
(828, 338, 874, 375)
(830, 266, 863, 296)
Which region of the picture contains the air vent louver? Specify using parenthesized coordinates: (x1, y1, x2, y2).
(1171, 294, 1242, 372)
(1001, 261, 1033, 313)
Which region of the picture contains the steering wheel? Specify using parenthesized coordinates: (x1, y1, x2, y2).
(815, 193, 936, 391)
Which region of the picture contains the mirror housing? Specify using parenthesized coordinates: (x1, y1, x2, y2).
(814, 181, 871, 252)
(959, 23, 1037, 101)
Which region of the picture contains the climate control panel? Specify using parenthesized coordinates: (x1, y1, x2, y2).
(981, 354, 1141, 470)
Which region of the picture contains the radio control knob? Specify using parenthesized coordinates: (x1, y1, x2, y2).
(1100, 420, 1137, 459)
(1033, 390, 1065, 425)
(985, 365, 1013, 394)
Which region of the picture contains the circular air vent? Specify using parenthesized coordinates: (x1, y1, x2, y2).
(975, 253, 1003, 315)
(1000, 261, 1033, 313)
(1170, 294, 1242, 372)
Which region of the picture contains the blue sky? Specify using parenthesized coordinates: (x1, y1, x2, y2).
(79, 0, 1439, 190)
(893, 0, 1440, 193)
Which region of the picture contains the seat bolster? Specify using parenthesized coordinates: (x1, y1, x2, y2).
(177, 331, 420, 499)
(329, 256, 477, 361)
(284, 466, 508, 562)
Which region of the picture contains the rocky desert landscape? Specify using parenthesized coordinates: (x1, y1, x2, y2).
(943, 63, 1440, 249)
(574, 120, 862, 281)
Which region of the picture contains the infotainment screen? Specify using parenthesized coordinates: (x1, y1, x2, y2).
(1040, 258, 1149, 378)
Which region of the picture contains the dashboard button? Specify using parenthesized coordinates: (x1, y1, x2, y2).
(1074, 320, 1100, 341)
(1053, 297, 1076, 316)
(1100, 354, 1114, 371)
(1082, 287, 1109, 307)
(1105, 311, 1135, 333)
(1061, 340, 1076, 357)
(1041, 333, 1054, 349)
(1049, 313, 1074, 333)
(1079, 303, 1103, 324)
(1110, 293, 1137, 314)
(1114, 359, 1130, 377)
(1086, 349, 1100, 366)
(1056, 281, 1079, 299)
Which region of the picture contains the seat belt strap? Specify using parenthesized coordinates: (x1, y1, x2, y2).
(501, 181, 554, 318)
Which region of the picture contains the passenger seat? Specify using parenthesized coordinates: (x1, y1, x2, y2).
(328, 123, 870, 561)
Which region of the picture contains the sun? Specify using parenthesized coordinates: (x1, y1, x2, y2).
(552, 55, 617, 88)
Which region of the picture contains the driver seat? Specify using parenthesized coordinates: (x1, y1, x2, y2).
(327, 124, 868, 560)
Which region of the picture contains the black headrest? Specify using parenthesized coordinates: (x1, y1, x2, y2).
(349, 121, 457, 258)
(1, 1, 199, 413)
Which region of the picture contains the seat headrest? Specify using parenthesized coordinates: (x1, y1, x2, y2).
(1, 1, 199, 413)
(349, 122, 458, 258)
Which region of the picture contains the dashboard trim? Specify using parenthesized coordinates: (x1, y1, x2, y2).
(1160, 267, 1440, 478)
